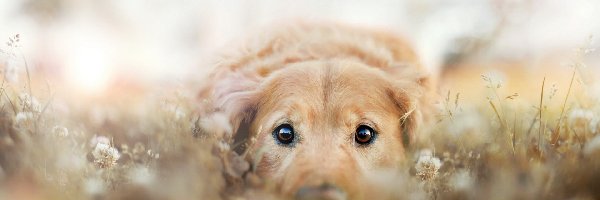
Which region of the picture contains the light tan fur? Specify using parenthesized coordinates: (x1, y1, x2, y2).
(197, 22, 434, 199)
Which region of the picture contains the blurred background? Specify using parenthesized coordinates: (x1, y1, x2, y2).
(1, 0, 599, 99)
(3, 2, 600, 199)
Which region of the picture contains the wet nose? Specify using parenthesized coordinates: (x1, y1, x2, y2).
(295, 183, 347, 200)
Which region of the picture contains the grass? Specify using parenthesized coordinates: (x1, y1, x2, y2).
(1, 35, 600, 200)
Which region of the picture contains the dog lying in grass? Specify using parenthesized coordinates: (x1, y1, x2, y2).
(197, 23, 435, 199)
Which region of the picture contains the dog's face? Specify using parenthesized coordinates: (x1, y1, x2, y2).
(197, 23, 431, 196)
(236, 60, 419, 198)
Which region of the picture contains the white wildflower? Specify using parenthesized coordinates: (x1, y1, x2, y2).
(18, 93, 42, 112)
(92, 142, 120, 168)
(568, 108, 594, 127)
(52, 126, 69, 137)
(415, 149, 442, 181)
(583, 135, 600, 156)
(15, 112, 34, 124)
(84, 177, 105, 196)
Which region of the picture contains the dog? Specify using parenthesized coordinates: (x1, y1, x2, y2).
(197, 22, 434, 199)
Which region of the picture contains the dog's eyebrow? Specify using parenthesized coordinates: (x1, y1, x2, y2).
(265, 111, 285, 122)
(358, 117, 380, 132)
(262, 111, 290, 132)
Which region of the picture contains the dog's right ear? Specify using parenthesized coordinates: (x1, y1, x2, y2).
(195, 67, 262, 141)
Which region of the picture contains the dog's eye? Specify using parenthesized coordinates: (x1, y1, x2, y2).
(273, 124, 295, 145)
(355, 125, 376, 145)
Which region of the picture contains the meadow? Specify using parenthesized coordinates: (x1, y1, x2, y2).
(1, 33, 600, 200)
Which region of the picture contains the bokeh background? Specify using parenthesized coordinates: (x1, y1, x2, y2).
(2, 1, 600, 199)
(1, 0, 599, 98)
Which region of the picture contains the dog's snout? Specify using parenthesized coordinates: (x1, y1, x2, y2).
(295, 183, 347, 200)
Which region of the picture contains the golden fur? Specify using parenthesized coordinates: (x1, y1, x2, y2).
(197, 23, 434, 199)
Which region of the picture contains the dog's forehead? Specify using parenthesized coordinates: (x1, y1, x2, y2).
(263, 61, 392, 98)
(256, 61, 402, 121)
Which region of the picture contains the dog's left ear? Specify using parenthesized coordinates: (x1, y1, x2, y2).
(385, 67, 434, 148)
(196, 67, 263, 142)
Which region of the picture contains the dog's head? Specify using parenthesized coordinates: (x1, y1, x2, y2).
(196, 23, 433, 198)
(198, 57, 430, 198)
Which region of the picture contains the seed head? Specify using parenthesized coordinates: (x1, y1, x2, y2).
(415, 150, 442, 181)
(92, 142, 121, 168)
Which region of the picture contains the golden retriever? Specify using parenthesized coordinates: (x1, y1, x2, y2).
(197, 23, 434, 199)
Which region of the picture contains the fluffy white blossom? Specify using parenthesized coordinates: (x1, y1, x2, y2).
(15, 112, 34, 124)
(415, 149, 442, 181)
(19, 93, 42, 112)
(92, 142, 121, 168)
